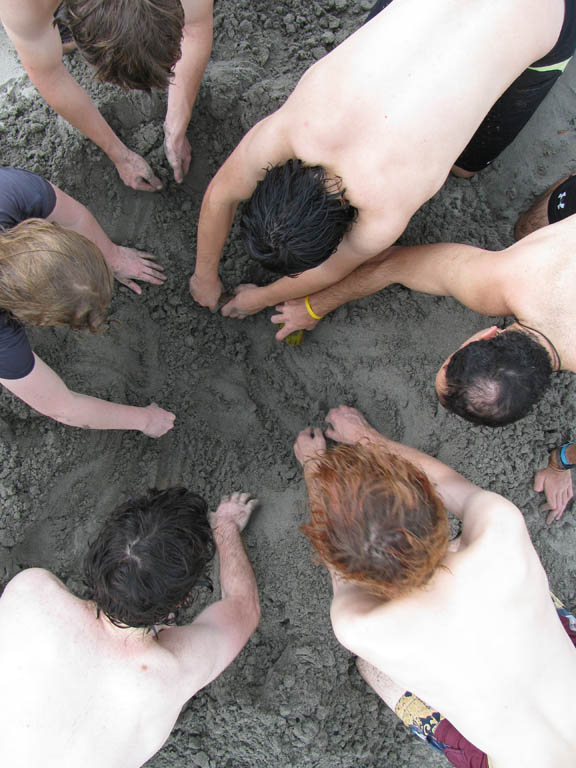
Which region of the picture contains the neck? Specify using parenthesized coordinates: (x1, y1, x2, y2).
(507, 321, 561, 372)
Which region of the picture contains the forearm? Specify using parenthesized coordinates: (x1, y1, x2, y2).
(351, 428, 475, 519)
(165, 22, 212, 137)
(213, 522, 258, 609)
(306, 246, 401, 318)
(50, 189, 114, 257)
(26, 64, 126, 161)
(38, 390, 149, 431)
(195, 192, 239, 280)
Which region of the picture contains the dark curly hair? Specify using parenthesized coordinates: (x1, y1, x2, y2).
(84, 488, 215, 629)
(239, 159, 358, 276)
(61, 0, 184, 90)
(441, 330, 553, 427)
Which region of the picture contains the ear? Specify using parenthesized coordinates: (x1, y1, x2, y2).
(477, 325, 500, 341)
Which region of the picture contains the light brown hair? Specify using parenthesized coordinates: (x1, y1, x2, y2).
(302, 443, 450, 601)
(63, 0, 185, 90)
(0, 219, 113, 331)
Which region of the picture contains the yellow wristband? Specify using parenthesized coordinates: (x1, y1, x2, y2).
(305, 296, 323, 320)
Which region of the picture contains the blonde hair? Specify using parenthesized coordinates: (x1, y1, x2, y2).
(0, 219, 113, 331)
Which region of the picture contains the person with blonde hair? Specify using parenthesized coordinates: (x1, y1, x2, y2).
(0, 167, 174, 436)
(294, 405, 576, 768)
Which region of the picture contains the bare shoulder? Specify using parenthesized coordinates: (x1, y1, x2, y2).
(180, 0, 213, 25)
(0, 0, 57, 34)
(462, 490, 527, 540)
(2, 567, 63, 599)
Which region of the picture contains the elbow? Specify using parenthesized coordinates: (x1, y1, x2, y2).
(245, 592, 261, 636)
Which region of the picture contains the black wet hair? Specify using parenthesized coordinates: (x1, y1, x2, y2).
(440, 330, 553, 427)
(239, 159, 358, 276)
(84, 487, 215, 629)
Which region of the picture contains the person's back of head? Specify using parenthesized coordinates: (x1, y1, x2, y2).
(301, 444, 449, 601)
(62, 0, 184, 91)
(240, 160, 358, 276)
(0, 219, 113, 331)
(84, 487, 215, 629)
(441, 330, 553, 427)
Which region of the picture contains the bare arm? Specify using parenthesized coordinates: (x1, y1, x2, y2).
(0, 354, 175, 435)
(158, 494, 260, 700)
(190, 117, 294, 311)
(164, 0, 213, 183)
(272, 241, 510, 339)
(322, 406, 480, 521)
(48, 185, 166, 293)
(1, 4, 161, 191)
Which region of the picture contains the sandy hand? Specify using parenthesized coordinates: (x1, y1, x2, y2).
(164, 130, 192, 184)
(271, 299, 319, 341)
(534, 465, 574, 523)
(325, 405, 375, 445)
(141, 403, 176, 437)
(114, 149, 162, 192)
(211, 492, 259, 532)
(294, 427, 326, 466)
(221, 284, 262, 318)
(189, 273, 223, 311)
(108, 247, 166, 294)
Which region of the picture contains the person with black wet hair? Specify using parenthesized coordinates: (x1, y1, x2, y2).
(0, 489, 260, 768)
(190, 0, 575, 320)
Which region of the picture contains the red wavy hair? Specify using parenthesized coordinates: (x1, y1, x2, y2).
(302, 443, 450, 600)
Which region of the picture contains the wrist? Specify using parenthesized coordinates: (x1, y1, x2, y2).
(305, 295, 324, 320)
(106, 140, 131, 165)
(551, 442, 576, 470)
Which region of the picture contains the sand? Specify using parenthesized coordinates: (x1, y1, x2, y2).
(0, 2, 575, 766)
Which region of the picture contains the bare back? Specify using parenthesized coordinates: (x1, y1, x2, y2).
(0, 571, 190, 768)
(503, 214, 576, 371)
(337, 492, 576, 767)
(281, 0, 565, 242)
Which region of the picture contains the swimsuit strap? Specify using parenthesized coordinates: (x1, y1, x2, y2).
(515, 321, 562, 371)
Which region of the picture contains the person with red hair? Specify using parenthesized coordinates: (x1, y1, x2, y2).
(294, 405, 576, 768)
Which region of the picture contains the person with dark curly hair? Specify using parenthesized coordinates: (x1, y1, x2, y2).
(0, 488, 260, 767)
(294, 405, 576, 768)
(190, 0, 575, 319)
(1, 0, 213, 188)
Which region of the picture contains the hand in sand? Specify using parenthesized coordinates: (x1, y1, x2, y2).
(294, 427, 326, 467)
(271, 299, 320, 341)
(114, 149, 162, 192)
(189, 273, 223, 312)
(325, 405, 376, 445)
(107, 246, 166, 294)
(534, 464, 574, 523)
(221, 284, 263, 318)
(210, 492, 258, 532)
(141, 404, 176, 437)
(164, 130, 192, 184)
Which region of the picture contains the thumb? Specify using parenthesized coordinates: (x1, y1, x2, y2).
(533, 471, 544, 492)
(276, 324, 293, 342)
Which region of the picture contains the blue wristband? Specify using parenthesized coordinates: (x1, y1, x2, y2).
(559, 442, 576, 470)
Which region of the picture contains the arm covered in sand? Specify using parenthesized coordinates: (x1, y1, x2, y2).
(164, 0, 213, 183)
(272, 242, 509, 339)
(48, 185, 166, 294)
(1, 1, 161, 191)
(0, 354, 175, 435)
(158, 494, 260, 701)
